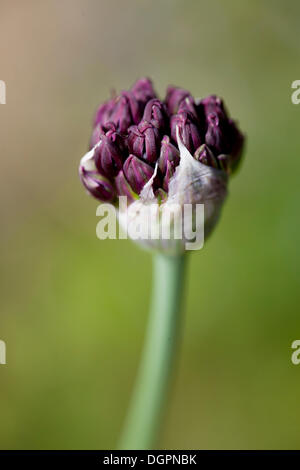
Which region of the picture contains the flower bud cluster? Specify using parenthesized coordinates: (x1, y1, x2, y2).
(80, 78, 244, 203)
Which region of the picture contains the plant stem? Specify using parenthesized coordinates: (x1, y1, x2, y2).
(119, 252, 186, 450)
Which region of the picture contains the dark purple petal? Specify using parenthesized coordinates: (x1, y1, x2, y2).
(123, 155, 154, 194)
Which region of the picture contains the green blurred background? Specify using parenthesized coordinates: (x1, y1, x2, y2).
(0, 0, 300, 449)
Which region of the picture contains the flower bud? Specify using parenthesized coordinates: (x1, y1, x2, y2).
(178, 96, 198, 121)
(123, 155, 154, 195)
(204, 112, 226, 156)
(110, 91, 141, 133)
(81, 171, 115, 202)
(165, 86, 192, 114)
(143, 99, 167, 129)
(115, 170, 136, 202)
(79, 78, 245, 253)
(127, 120, 160, 163)
(194, 144, 219, 169)
(131, 77, 156, 106)
(94, 133, 123, 178)
(158, 135, 179, 173)
(90, 121, 125, 150)
(79, 151, 115, 202)
(93, 98, 116, 127)
(201, 95, 244, 170)
(171, 112, 202, 154)
(201, 94, 226, 117)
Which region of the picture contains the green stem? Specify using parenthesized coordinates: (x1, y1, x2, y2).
(119, 253, 186, 450)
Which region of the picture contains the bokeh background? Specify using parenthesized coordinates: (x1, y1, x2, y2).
(0, 0, 300, 449)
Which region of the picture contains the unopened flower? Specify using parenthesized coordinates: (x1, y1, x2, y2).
(127, 120, 160, 163)
(165, 86, 192, 114)
(170, 111, 202, 154)
(79, 149, 116, 202)
(79, 78, 245, 253)
(94, 126, 124, 178)
(194, 144, 219, 169)
(123, 155, 155, 194)
(158, 135, 180, 174)
(131, 77, 156, 107)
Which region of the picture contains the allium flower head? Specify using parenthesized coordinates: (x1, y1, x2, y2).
(79, 78, 245, 252)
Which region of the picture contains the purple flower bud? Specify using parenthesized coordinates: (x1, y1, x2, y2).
(131, 77, 156, 106)
(105, 122, 126, 151)
(93, 98, 116, 127)
(80, 168, 115, 202)
(123, 155, 154, 194)
(127, 120, 160, 163)
(80, 79, 246, 252)
(171, 112, 202, 154)
(109, 91, 141, 133)
(178, 96, 198, 121)
(90, 120, 126, 149)
(204, 112, 227, 156)
(80, 78, 245, 217)
(115, 170, 136, 202)
(94, 133, 123, 178)
(158, 135, 179, 173)
(162, 160, 175, 192)
(202, 97, 244, 168)
(194, 144, 219, 169)
(165, 86, 192, 114)
(143, 99, 167, 129)
(201, 95, 226, 117)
